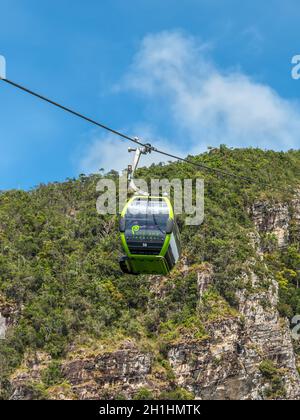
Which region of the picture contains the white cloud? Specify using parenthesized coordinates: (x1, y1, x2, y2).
(79, 30, 300, 174)
(120, 30, 300, 151)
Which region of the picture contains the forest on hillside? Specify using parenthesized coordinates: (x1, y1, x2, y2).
(0, 147, 299, 399)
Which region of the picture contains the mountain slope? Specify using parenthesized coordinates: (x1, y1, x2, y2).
(0, 147, 299, 399)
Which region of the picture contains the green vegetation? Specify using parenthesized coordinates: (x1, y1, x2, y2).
(41, 361, 64, 387)
(199, 289, 239, 322)
(266, 246, 300, 317)
(133, 387, 154, 400)
(259, 360, 286, 399)
(0, 147, 299, 398)
(159, 387, 195, 400)
(132, 385, 194, 400)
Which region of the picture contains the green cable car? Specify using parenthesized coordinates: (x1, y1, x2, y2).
(119, 195, 181, 275)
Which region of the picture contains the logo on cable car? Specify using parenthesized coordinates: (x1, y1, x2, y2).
(131, 225, 140, 235)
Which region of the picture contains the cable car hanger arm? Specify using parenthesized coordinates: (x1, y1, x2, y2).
(127, 141, 155, 196)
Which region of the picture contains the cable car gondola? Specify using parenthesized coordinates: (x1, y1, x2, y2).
(119, 195, 181, 275)
(119, 142, 181, 275)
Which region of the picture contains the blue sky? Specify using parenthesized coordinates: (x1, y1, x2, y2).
(0, 0, 299, 190)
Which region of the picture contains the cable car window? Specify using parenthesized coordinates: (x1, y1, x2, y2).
(125, 199, 169, 240)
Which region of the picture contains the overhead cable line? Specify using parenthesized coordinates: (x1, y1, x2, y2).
(0, 77, 294, 191)
(2, 78, 142, 146)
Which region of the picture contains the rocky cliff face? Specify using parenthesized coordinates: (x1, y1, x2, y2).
(8, 191, 300, 400)
(10, 342, 154, 400)
(0, 296, 17, 340)
(10, 269, 300, 400)
(169, 271, 300, 400)
(250, 190, 300, 250)
(0, 315, 5, 340)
